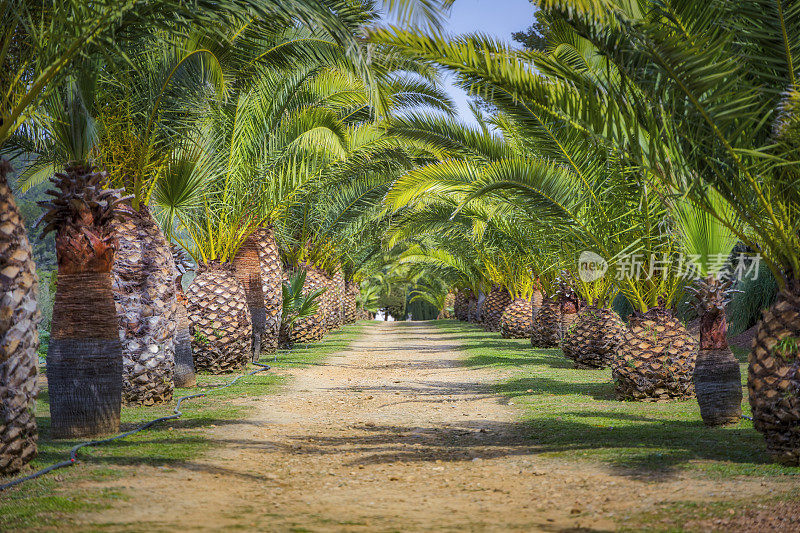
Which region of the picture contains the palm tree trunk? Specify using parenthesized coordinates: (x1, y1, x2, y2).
(111, 208, 177, 406)
(750, 280, 800, 463)
(233, 234, 266, 362)
(187, 262, 252, 373)
(254, 227, 282, 354)
(40, 162, 126, 439)
(0, 159, 40, 474)
(693, 279, 741, 426)
(48, 272, 122, 438)
(173, 291, 196, 388)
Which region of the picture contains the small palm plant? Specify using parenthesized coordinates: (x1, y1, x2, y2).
(279, 270, 326, 349)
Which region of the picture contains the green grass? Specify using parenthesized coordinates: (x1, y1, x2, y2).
(616, 488, 800, 533)
(0, 323, 363, 531)
(434, 320, 800, 479)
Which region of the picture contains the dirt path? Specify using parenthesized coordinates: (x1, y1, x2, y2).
(76, 322, 780, 532)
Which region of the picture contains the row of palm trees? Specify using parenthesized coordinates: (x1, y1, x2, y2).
(3, 0, 798, 480)
(373, 0, 800, 465)
(0, 0, 451, 477)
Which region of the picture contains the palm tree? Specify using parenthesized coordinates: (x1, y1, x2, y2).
(673, 193, 742, 425)
(38, 164, 129, 438)
(0, 159, 39, 474)
(561, 270, 623, 369)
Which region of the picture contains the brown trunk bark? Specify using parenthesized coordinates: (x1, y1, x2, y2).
(699, 306, 728, 350)
(233, 234, 266, 362)
(48, 271, 122, 438)
(0, 158, 40, 475)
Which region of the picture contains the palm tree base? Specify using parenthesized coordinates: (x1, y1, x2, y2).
(48, 338, 123, 439)
(695, 348, 742, 426)
(612, 307, 697, 402)
(749, 282, 800, 465)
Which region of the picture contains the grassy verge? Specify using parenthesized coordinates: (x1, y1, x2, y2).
(436, 320, 800, 531)
(435, 321, 800, 532)
(434, 320, 800, 478)
(0, 323, 363, 530)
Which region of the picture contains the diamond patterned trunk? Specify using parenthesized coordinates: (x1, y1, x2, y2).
(613, 307, 697, 401)
(344, 282, 359, 324)
(233, 234, 265, 361)
(561, 306, 625, 368)
(749, 282, 800, 465)
(454, 290, 469, 321)
(111, 209, 177, 406)
(0, 159, 39, 475)
(467, 293, 479, 323)
(187, 262, 252, 373)
(437, 292, 455, 319)
(483, 286, 511, 332)
(289, 263, 326, 344)
(320, 270, 336, 333)
(331, 269, 345, 330)
(500, 298, 533, 339)
(531, 297, 560, 348)
(254, 227, 282, 354)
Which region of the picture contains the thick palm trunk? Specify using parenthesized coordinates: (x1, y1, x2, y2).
(321, 270, 336, 332)
(749, 281, 800, 464)
(531, 297, 560, 348)
(688, 276, 742, 426)
(0, 159, 40, 474)
(187, 262, 252, 374)
(48, 272, 122, 438)
(254, 227, 282, 354)
(344, 282, 358, 324)
(613, 306, 697, 401)
(454, 290, 469, 321)
(111, 209, 177, 406)
(561, 306, 625, 368)
(500, 298, 533, 338)
(483, 286, 511, 332)
(42, 162, 126, 439)
(233, 234, 266, 362)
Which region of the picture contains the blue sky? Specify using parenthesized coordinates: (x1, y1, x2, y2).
(438, 0, 535, 123)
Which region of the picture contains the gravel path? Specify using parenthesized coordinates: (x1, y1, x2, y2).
(76, 322, 783, 532)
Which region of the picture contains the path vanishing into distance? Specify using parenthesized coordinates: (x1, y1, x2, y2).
(71, 322, 775, 532)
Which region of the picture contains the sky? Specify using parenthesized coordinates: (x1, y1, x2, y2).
(437, 0, 536, 124)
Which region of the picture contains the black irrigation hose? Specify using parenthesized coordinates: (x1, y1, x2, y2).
(0, 362, 271, 492)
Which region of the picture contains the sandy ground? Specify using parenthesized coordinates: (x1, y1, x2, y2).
(72, 322, 788, 532)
